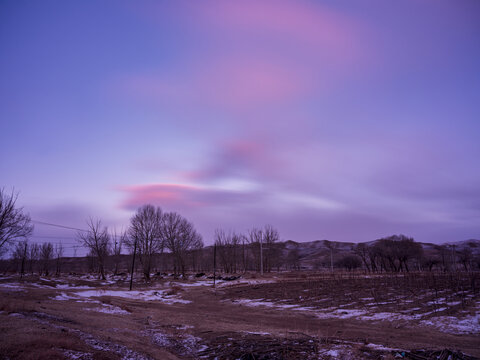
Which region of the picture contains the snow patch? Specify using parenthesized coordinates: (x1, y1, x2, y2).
(62, 349, 93, 360)
(0, 283, 25, 290)
(52, 292, 80, 301)
(86, 304, 130, 315)
(8, 312, 24, 318)
(75, 289, 191, 304)
(325, 349, 339, 357)
(421, 314, 480, 334)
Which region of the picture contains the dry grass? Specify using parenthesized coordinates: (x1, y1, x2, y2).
(222, 272, 479, 317)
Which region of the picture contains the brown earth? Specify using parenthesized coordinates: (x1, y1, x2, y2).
(0, 273, 478, 359)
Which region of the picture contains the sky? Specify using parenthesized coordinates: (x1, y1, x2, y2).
(1, 0, 479, 252)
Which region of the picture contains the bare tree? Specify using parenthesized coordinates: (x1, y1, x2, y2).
(214, 229, 236, 273)
(162, 211, 203, 277)
(248, 228, 263, 272)
(458, 248, 473, 271)
(29, 243, 40, 274)
(12, 240, 29, 277)
(126, 205, 163, 280)
(112, 229, 124, 275)
(55, 243, 64, 276)
(372, 235, 422, 272)
(422, 255, 441, 272)
(78, 218, 110, 280)
(262, 225, 279, 273)
(0, 189, 34, 257)
(354, 243, 371, 272)
(40, 242, 53, 276)
(395, 236, 422, 272)
(189, 240, 204, 273)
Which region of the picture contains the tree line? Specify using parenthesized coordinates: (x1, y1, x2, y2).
(1, 188, 479, 277)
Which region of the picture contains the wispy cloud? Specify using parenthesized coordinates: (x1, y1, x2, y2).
(120, 56, 313, 111)
(116, 0, 372, 114)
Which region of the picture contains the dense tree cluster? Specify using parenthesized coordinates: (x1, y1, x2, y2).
(354, 235, 424, 273)
(125, 205, 203, 279)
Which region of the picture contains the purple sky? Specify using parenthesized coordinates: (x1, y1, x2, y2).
(1, 0, 479, 252)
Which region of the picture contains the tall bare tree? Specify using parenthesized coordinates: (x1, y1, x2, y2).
(112, 229, 124, 275)
(214, 229, 233, 273)
(372, 235, 422, 272)
(354, 243, 371, 272)
(161, 212, 203, 277)
(248, 228, 263, 272)
(78, 218, 110, 280)
(246, 225, 280, 273)
(214, 230, 244, 274)
(29, 242, 40, 274)
(262, 224, 279, 272)
(55, 243, 64, 276)
(12, 240, 29, 277)
(40, 242, 53, 276)
(0, 189, 33, 257)
(126, 205, 163, 280)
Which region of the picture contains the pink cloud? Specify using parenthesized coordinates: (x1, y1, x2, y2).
(120, 183, 201, 210)
(195, 0, 364, 61)
(118, 1, 372, 112)
(180, 139, 283, 182)
(119, 183, 261, 212)
(135, 0, 367, 61)
(199, 57, 311, 108)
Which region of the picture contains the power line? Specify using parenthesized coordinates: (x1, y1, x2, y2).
(32, 220, 88, 232)
(7, 239, 80, 249)
(31, 219, 124, 238)
(30, 235, 78, 240)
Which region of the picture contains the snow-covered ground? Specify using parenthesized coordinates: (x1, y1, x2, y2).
(74, 289, 191, 304)
(228, 298, 480, 335)
(86, 303, 130, 315)
(0, 280, 94, 290)
(3, 276, 478, 335)
(420, 314, 480, 334)
(49, 289, 191, 305)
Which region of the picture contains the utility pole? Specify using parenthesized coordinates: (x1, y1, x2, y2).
(260, 235, 263, 276)
(243, 238, 246, 274)
(129, 238, 137, 291)
(20, 242, 27, 279)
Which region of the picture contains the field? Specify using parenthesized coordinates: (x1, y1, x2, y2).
(0, 272, 479, 359)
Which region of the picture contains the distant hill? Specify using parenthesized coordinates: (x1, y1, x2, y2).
(2, 238, 478, 274)
(274, 238, 480, 270)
